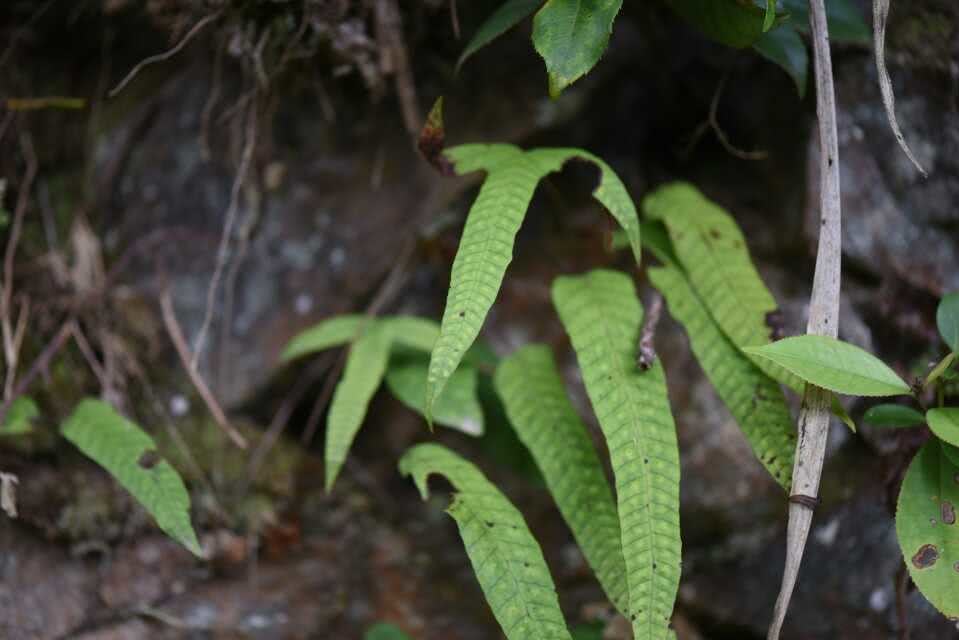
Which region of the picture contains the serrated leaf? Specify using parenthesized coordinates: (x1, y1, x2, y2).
(649, 266, 795, 489)
(743, 335, 912, 397)
(1, 396, 39, 435)
(643, 182, 798, 389)
(753, 25, 808, 97)
(927, 408, 959, 448)
(281, 314, 367, 361)
(666, 0, 778, 48)
(895, 440, 959, 618)
(61, 399, 202, 556)
(364, 623, 413, 640)
(780, 0, 870, 44)
(457, 0, 543, 73)
(495, 344, 628, 612)
(531, 0, 623, 96)
(426, 144, 641, 423)
(386, 357, 484, 435)
(937, 292, 959, 353)
(399, 443, 572, 640)
(552, 269, 680, 639)
(863, 404, 925, 428)
(325, 324, 392, 490)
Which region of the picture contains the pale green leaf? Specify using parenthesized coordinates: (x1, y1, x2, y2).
(863, 404, 925, 428)
(457, 0, 543, 73)
(380, 315, 440, 353)
(743, 335, 912, 397)
(937, 292, 959, 352)
(2, 396, 39, 436)
(895, 440, 959, 618)
(763, 0, 776, 32)
(426, 144, 641, 422)
(927, 408, 959, 448)
(752, 25, 808, 97)
(552, 269, 680, 639)
(325, 324, 392, 490)
(281, 314, 367, 362)
(531, 0, 623, 96)
(495, 344, 628, 612)
(649, 266, 795, 489)
(643, 182, 798, 389)
(386, 357, 484, 435)
(399, 443, 572, 640)
(61, 399, 202, 556)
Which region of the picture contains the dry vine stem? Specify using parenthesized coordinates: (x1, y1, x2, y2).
(767, 0, 842, 637)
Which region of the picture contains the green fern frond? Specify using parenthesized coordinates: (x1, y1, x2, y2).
(62, 399, 202, 556)
(426, 144, 642, 423)
(642, 183, 799, 389)
(399, 443, 572, 640)
(495, 344, 629, 613)
(325, 324, 392, 490)
(551, 269, 680, 640)
(280, 314, 368, 362)
(649, 266, 796, 489)
(386, 357, 483, 435)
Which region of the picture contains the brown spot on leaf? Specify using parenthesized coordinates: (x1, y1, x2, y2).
(942, 501, 956, 525)
(709, 229, 721, 239)
(138, 450, 161, 469)
(911, 544, 940, 569)
(417, 97, 454, 176)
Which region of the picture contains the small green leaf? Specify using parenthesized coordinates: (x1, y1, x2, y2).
(780, 0, 870, 44)
(743, 335, 912, 397)
(386, 357, 484, 435)
(532, 0, 624, 96)
(325, 324, 392, 490)
(752, 25, 808, 97)
(399, 443, 572, 640)
(2, 396, 39, 435)
(895, 440, 959, 618)
(364, 623, 413, 640)
(763, 0, 777, 32)
(863, 404, 925, 428)
(281, 314, 367, 361)
(937, 292, 959, 352)
(927, 408, 959, 448)
(457, 0, 543, 72)
(925, 352, 957, 390)
(61, 399, 202, 556)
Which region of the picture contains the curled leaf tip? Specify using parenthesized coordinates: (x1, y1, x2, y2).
(417, 97, 454, 176)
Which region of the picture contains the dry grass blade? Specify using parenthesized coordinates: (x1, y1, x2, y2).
(159, 290, 248, 450)
(873, 0, 928, 178)
(768, 1, 843, 637)
(108, 10, 223, 97)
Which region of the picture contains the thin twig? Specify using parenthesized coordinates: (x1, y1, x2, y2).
(300, 352, 347, 446)
(0, 320, 73, 425)
(685, 73, 768, 161)
(767, 1, 843, 637)
(449, 0, 461, 40)
(374, 0, 421, 138)
(2, 133, 37, 401)
(69, 322, 109, 390)
(192, 102, 258, 367)
(873, 0, 927, 178)
(108, 10, 223, 97)
(637, 291, 663, 370)
(159, 289, 248, 450)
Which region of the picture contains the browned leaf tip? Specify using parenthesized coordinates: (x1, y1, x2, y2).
(417, 97, 454, 176)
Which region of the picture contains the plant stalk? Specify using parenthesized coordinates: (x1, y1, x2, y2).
(767, 0, 842, 637)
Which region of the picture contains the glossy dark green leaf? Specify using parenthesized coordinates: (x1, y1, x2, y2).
(457, 0, 543, 72)
(666, 0, 776, 48)
(532, 0, 624, 96)
(863, 404, 925, 428)
(780, 0, 870, 44)
(753, 25, 808, 97)
(937, 292, 959, 352)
